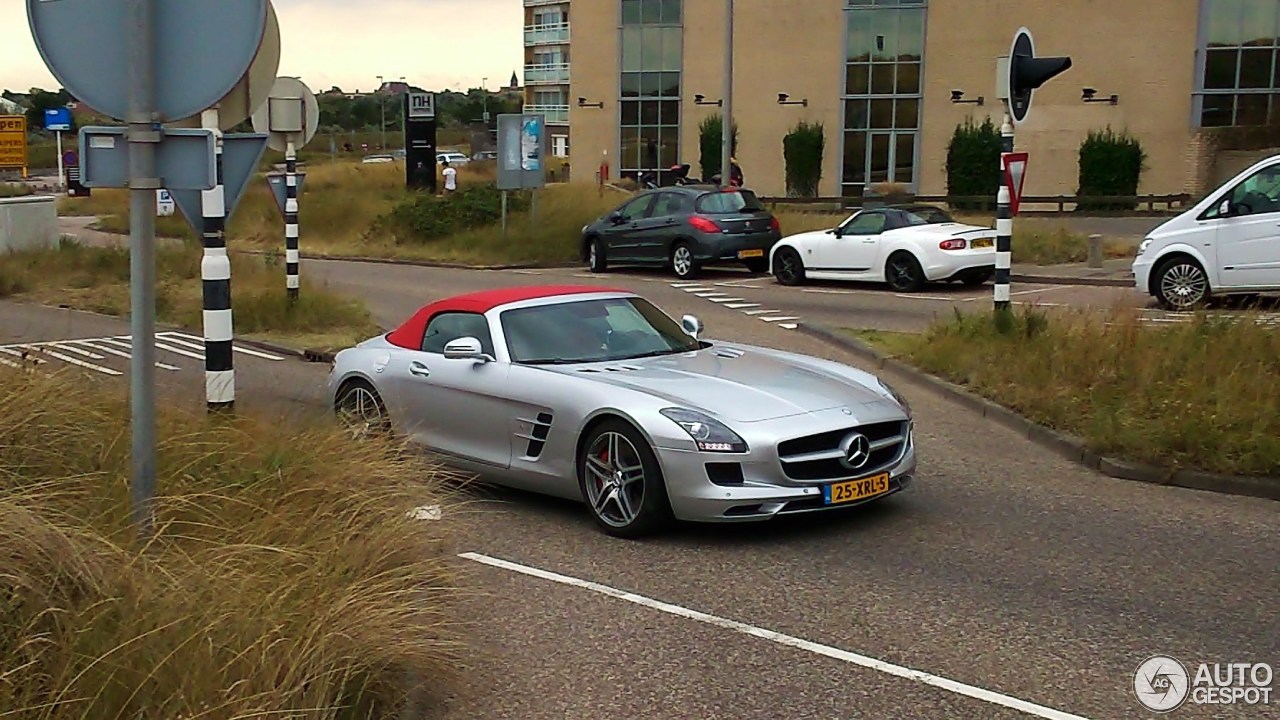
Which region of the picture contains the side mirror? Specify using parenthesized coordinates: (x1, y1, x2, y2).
(443, 337, 492, 362)
(609, 212, 625, 225)
(832, 226, 844, 238)
(1219, 199, 1232, 217)
(681, 314, 703, 338)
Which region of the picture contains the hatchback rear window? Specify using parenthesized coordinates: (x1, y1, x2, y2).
(695, 189, 765, 214)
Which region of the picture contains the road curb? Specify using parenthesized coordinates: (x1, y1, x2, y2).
(1009, 272, 1132, 288)
(797, 322, 1280, 503)
(233, 248, 581, 272)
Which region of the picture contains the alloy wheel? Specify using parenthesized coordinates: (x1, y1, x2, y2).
(583, 431, 646, 528)
(1159, 262, 1208, 310)
(887, 254, 923, 292)
(775, 250, 802, 285)
(337, 385, 386, 439)
(672, 245, 694, 278)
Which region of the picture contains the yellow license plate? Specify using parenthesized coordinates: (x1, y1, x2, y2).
(971, 238, 994, 249)
(738, 249, 764, 258)
(824, 473, 890, 505)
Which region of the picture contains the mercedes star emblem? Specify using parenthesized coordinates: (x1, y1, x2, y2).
(839, 432, 872, 469)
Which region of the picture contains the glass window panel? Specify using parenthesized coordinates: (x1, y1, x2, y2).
(621, 126, 641, 167)
(640, 0, 662, 25)
(640, 72, 663, 97)
(640, 99, 660, 124)
(1271, 93, 1280, 124)
(847, 11, 874, 61)
(1241, 0, 1277, 46)
(622, 0, 642, 25)
(641, 27, 662, 69)
(621, 100, 640, 125)
(870, 99, 894, 128)
(659, 126, 680, 167)
(846, 64, 870, 95)
(894, 133, 915, 184)
(1237, 92, 1270, 123)
(1239, 48, 1275, 87)
(622, 28, 643, 72)
(844, 99, 869, 129)
(659, 99, 680, 124)
(1201, 94, 1235, 125)
(871, 64, 896, 94)
(869, 134, 890, 183)
(895, 98, 919, 129)
(896, 62, 921, 94)
(661, 0, 682, 25)
(870, 11, 897, 61)
(898, 8, 925, 61)
(1205, 49, 1240, 88)
(640, 126, 660, 168)
(843, 131, 867, 184)
(661, 27, 683, 70)
(621, 72, 642, 98)
(660, 72, 681, 97)
(1207, 0, 1245, 46)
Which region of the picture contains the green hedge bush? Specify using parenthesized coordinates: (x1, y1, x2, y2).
(783, 121, 825, 197)
(373, 183, 531, 243)
(1076, 127, 1146, 211)
(698, 114, 739, 181)
(944, 117, 1002, 211)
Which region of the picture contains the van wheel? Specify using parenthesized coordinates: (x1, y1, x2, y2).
(1154, 256, 1209, 311)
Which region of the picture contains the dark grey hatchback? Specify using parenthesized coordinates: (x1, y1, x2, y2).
(580, 185, 782, 280)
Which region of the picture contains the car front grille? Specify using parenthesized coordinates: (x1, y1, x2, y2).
(776, 420, 910, 482)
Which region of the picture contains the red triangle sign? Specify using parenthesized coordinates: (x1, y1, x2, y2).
(1002, 152, 1029, 215)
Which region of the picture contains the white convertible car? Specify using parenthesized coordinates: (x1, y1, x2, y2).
(769, 204, 998, 292)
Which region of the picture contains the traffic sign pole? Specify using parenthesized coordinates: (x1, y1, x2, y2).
(994, 112, 1014, 314)
(200, 106, 236, 413)
(56, 130, 64, 190)
(127, 0, 160, 538)
(285, 139, 299, 301)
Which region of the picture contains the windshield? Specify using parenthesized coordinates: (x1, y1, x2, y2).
(500, 297, 703, 364)
(696, 189, 765, 214)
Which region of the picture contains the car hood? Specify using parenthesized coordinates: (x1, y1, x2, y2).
(543, 344, 892, 422)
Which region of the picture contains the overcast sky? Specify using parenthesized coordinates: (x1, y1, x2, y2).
(1, 0, 524, 96)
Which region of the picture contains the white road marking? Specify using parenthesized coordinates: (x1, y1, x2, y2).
(714, 280, 765, 288)
(724, 302, 761, 309)
(163, 332, 286, 361)
(460, 552, 1093, 720)
(0, 355, 20, 369)
(895, 293, 956, 301)
(0, 347, 45, 364)
(78, 340, 182, 371)
(681, 286, 712, 293)
(708, 297, 745, 303)
(743, 309, 779, 316)
(777, 323, 799, 330)
(1010, 287, 1061, 297)
(670, 282, 703, 288)
(689, 291, 725, 298)
(761, 316, 801, 323)
(49, 343, 106, 360)
(801, 288, 856, 295)
(97, 337, 205, 360)
(21, 345, 121, 376)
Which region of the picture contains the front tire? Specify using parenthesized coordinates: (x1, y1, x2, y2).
(773, 246, 805, 286)
(1154, 256, 1210, 311)
(586, 237, 608, 273)
(671, 241, 699, 280)
(886, 251, 927, 293)
(577, 419, 672, 538)
(335, 380, 391, 439)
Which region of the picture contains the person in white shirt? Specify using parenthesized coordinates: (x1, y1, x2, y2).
(441, 160, 457, 194)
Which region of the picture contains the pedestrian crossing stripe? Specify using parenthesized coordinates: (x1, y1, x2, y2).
(0, 332, 285, 376)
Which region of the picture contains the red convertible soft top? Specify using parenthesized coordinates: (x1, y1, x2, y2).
(385, 284, 629, 350)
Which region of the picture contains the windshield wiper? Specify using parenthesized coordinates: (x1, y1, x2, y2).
(616, 347, 698, 361)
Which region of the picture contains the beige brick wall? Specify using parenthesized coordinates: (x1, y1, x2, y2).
(568, 0, 1204, 198)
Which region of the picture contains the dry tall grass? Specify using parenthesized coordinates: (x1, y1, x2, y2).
(898, 305, 1280, 476)
(0, 368, 470, 718)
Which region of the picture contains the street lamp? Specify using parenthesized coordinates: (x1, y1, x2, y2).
(376, 74, 386, 149)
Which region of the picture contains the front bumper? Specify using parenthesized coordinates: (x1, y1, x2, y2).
(654, 408, 917, 523)
(1131, 255, 1154, 293)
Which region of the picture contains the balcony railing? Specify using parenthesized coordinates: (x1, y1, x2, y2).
(523, 104, 570, 123)
(524, 22, 570, 45)
(524, 62, 570, 85)
(524, 0, 566, 6)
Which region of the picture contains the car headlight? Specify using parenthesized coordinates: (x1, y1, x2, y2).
(659, 408, 748, 453)
(1138, 238, 1152, 256)
(877, 378, 911, 414)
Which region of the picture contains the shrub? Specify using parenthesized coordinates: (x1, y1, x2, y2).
(698, 113, 739, 182)
(1076, 127, 1147, 211)
(374, 183, 532, 244)
(782, 121, 825, 198)
(944, 117, 1002, 210)
(0, 368, 468, 718)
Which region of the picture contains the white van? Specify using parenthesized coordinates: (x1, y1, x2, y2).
(1132, 153, 1280, 310)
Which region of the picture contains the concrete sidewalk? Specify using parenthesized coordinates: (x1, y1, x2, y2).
(1011, 257, 1135, 287)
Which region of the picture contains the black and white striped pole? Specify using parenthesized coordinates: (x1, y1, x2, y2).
(994, 114, 1014, 313)
(284, 139, 300, 301)
(996, 27, 1072, 315)
(200, 106, 236, 410)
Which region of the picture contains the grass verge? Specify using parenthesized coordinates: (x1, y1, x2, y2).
(0, 238, 380, 352)
(0, 367, 468, 717)
(845, 306, 1280, 477)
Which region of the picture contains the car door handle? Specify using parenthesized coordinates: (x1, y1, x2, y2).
(409, 361, 430, 378)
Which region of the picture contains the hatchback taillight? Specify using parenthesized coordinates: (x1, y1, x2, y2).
(939, 238, 967, 250)
(689, 215, 721, 233)
(769, 216, 781, 232)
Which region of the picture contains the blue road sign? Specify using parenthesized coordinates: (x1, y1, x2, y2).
(44, 107, 71, 131)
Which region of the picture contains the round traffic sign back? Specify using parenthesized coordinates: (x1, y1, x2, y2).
(252, 77, 321, 153)
(1009, 28, 1035, 124)
(166, 1, 281, 131)
(26, 0, 269, 123)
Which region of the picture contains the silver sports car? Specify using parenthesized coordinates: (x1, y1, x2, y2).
(327, 285, 916, 537)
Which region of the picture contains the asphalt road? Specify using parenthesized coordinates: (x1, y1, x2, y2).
(3, 261, 1278, 719)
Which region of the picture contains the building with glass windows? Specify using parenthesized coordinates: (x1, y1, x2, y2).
(566, 0, 1280, 199)
(524, 0, 573, 158)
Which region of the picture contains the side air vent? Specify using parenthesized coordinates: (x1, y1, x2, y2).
(713, 347, 745, 359)
(517, 411, 554, 459)
(579, 365, 644, 373)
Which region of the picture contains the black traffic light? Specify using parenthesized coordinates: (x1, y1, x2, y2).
(1007, 28, 1072, 123)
